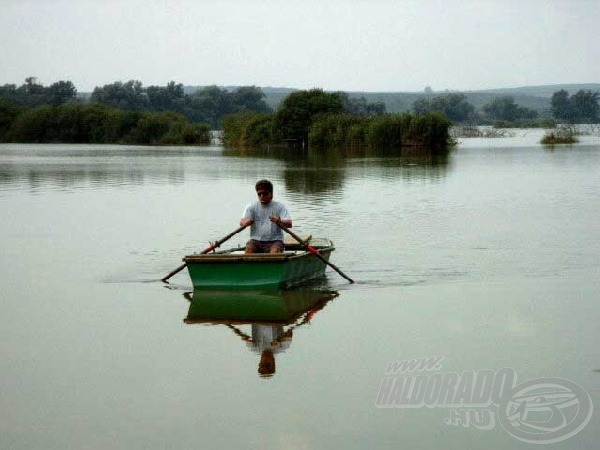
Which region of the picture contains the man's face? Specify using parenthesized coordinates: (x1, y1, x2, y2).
(256, 189, 273, 205)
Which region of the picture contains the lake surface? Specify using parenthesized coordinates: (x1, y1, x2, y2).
(1, 128, 599, 449)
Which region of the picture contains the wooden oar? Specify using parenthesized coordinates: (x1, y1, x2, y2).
(277, 223, 354, 284)
(162, 225, 248, 283)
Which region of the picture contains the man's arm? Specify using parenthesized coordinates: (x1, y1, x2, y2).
(240, 203, 254, 227)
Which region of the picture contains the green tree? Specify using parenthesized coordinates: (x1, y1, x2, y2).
(221, 111, 280, 147)
(551, 89, 599, 123)
(482, 96, 538, 122)
(0, 77, 76, 107)
(340, 93, 386, 116)
(146, 81, 185, 112)
(0, 99, 22, 140)
(129, 111, 185, 144)
(46, 80, 77, 105)
(91, 80, 149, 111)
(571, 90, 599, 122)
(412, 93, 474, 123)
(275, 89, 345, 142)
(230, 86, 271, 114)
(17, 77, 52, 106)
(182, 85, 229, 126)
(551, 90, 571, 121)
(0, 84, 18, 104)
(182, 85, 272, 127)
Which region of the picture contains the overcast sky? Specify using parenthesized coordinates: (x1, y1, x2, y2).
(1, 0, 599, 93)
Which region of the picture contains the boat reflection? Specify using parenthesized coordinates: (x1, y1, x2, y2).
(183, 288, 339, 378)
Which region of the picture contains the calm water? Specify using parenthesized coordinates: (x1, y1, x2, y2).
(1, 129, 599, 449)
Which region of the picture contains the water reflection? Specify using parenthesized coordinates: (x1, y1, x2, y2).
(0, 165, 186, 191)
(223, 145, 452, 198)
(0, 143, 452, 194)
(183, 288, 339, 378)
(0, 144, 223, 192)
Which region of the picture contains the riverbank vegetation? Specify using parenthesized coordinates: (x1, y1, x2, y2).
(3, 103, 210, 145)
(222, 89, 453, 151)
(1, 77, 599, 148)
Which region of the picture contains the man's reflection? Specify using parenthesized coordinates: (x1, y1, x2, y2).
(184, 289, 337, 378)
(249, 325, 291, 377)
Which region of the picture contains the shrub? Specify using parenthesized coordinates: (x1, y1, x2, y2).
(541, 124, 579, 145)
(221, 112, 281, 147)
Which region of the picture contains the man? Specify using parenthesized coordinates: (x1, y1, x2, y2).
(240, 179, 292, 254)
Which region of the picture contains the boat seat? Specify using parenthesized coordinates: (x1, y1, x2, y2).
(284, 234, 312, 245)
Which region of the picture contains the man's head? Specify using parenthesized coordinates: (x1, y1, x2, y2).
(258, 349, 276, 377)
(255, 179, 274, 205)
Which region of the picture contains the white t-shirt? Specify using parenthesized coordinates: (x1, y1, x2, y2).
(242, 200, 291, 241)
(246, 324, 292, 354)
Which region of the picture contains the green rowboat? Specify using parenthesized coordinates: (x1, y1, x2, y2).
(183, 237, 334, 290)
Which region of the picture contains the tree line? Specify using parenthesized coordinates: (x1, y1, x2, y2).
(1, 77, 272, 126)
(222, 89, 453, 151)
(0, 78, 276, 144)
(412, 90, 599, 125)
(2, 103, 211, 145)
(0, 77, 77, 107)
(1, 78, 389, 146)
(89, 81, 272, 127)
(2, 77, 598, 146)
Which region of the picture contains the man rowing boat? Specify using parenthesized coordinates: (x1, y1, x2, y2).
(240, 179, 292, 254)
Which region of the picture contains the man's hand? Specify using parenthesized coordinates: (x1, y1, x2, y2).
(270, 216, 292, 227)
(240, 218, 254, 227)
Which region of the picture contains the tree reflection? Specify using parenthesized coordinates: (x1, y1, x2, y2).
(223, 144, 452, 197)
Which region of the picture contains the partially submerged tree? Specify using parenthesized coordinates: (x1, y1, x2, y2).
(275, 89, 345, 142)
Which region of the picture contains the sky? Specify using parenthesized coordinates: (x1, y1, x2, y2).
(1, 0, 599, 93)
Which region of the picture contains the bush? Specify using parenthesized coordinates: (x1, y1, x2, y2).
(308, 114, 367, 149)
(242, 114, 281, 146)
(0, 100, 22, 140)
(160, 122, 211, 145)
(541, 124, 579, 145)
(221, 112, 281, 147)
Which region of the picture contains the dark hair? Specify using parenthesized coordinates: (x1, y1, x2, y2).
(258, 349, 275, 377)
(255, 179, 273, 193)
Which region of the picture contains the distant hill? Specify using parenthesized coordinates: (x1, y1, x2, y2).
(180, 83, 600, 115)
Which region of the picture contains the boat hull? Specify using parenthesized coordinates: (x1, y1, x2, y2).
(183, 239, 334, 290)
